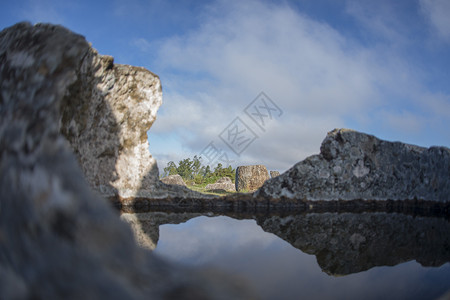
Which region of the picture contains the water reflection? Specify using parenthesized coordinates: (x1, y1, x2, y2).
(122, 211, 450, 299)
(256, 212, 450, 275)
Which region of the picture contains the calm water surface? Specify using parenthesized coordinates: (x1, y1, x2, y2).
(150, 212, 450, 300)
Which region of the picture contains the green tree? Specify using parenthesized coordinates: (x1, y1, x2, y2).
(213, 163, 223, 176)
(211, 163, 235, 183)
(192, 155, 202, 177)
(163, 161, 178, 177)
(177, 158, 194, 179)
(161, 156, 235, 185)
(204, 165, 211, 177)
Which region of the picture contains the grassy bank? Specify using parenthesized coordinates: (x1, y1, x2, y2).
(184, 182, 238, 196)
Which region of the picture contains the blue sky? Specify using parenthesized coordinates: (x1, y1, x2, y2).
(2, 0, 449, 173)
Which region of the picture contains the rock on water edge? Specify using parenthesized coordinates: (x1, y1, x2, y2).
(0, 22, 254, 299)
(256, 128, 450, 202)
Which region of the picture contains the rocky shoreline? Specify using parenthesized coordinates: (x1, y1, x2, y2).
(115, 126, 450, 210)
(114, 194, 450, 220)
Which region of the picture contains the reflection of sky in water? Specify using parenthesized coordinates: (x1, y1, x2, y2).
(155, 216, 450, 300)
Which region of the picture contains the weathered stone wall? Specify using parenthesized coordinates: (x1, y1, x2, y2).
(236, 165, 270, 192)
(256, 129, 450, 201)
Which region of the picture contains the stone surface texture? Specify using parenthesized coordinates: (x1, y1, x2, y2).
(0, 22, 252, 299)
(205, 177, 236, 192)
(160, 174, 187, 187)
(60, 45, 161, 199)
(236, 165, 270, 192)
(269, 171, 280, 178)
(256, 129, 450, 201)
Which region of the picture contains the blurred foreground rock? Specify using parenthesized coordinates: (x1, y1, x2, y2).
(256, 129, 450, 201)
(235, 165, 270, 192)
(0, 22, 254, 300)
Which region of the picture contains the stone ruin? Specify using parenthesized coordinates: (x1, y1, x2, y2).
(235, 165, 270, 192)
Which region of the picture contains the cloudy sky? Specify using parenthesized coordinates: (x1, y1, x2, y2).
(2, 0, 449, 173)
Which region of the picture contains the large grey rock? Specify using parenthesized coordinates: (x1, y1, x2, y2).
(0, 22, 252, 299)
(60, 44, 161, 199)
(235, 165, 270, 192)
(55, 23, 207, 201)
(160, 174, 186, 187)
(256, 129, 450, 201)
(205, 177, 236, 192)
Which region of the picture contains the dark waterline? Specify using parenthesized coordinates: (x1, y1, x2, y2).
(149, 212, 450, 300)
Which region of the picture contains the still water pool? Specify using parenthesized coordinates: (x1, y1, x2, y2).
(151, 212, 450, 300)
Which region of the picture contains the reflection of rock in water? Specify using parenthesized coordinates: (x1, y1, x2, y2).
(121, 212, 204, 250)
(257, 213, 450, 275)
(123, 210, 450, 276)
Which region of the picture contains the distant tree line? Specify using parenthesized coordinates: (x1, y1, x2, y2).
(163, 156, 235, 185)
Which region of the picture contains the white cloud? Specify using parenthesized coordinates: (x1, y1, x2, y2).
(131, 38, 153, 53)
(149, 0, 382, 170)
(147, 0, 450, 172)
(420, 0, 450, 42)
(155, 216, 281, 265)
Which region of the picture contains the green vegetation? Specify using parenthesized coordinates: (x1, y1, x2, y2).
(186, 182, 235, 196)
(162, 155, 236, 187)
